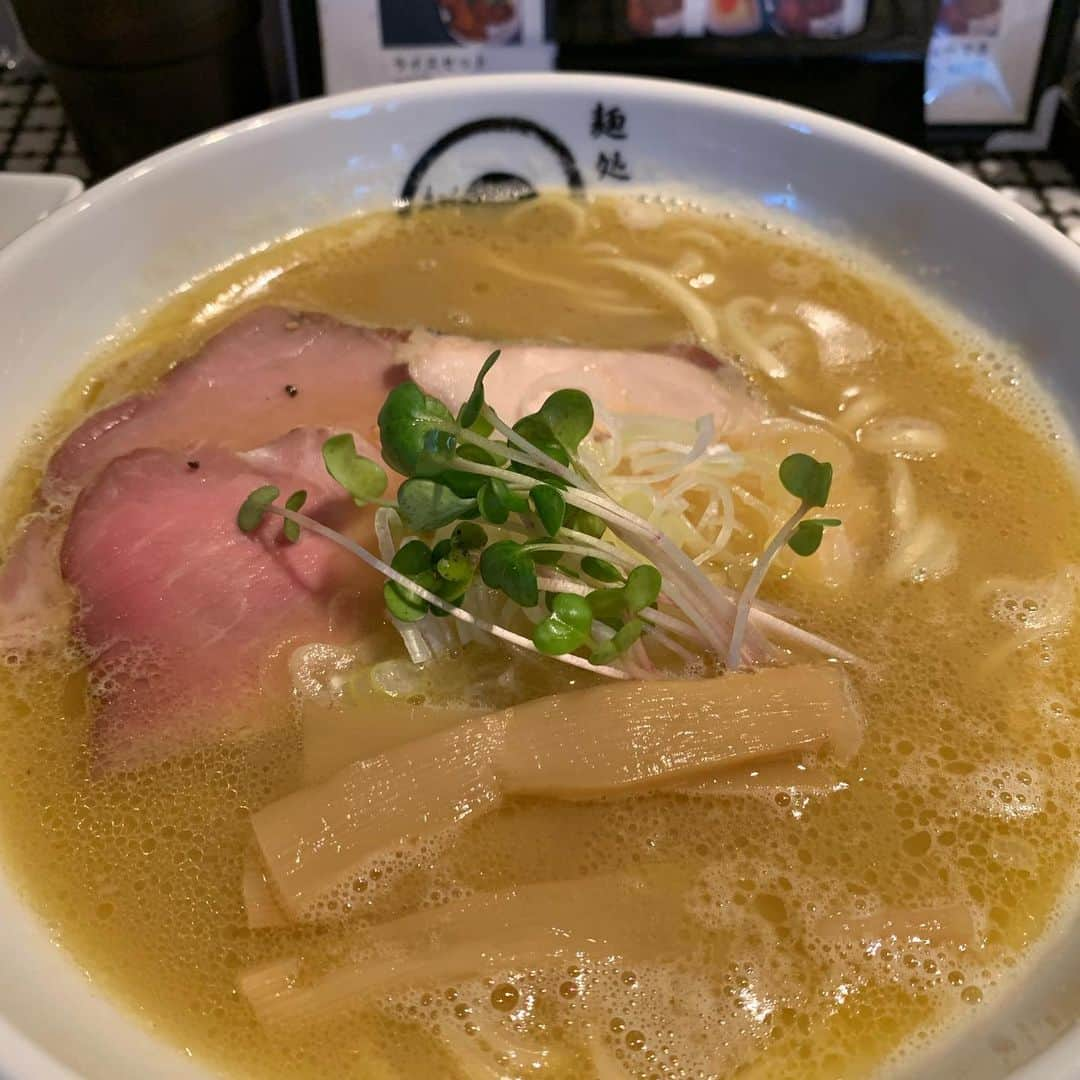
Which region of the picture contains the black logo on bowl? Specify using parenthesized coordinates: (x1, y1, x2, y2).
(398, 117, 585, 211)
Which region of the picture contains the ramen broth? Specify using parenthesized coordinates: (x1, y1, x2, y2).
(0, 197, 1078, 1078)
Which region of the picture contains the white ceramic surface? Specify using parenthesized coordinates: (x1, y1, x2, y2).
(0, 74, 1077, 1080)
(0, 174, 83, 250)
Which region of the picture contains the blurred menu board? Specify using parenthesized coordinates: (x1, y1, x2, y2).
(927, 0, 1064, 127)
(305, 0, 1078, 147)
(622, 1, 871, 37)
(560, 0, 882, 41)
(554, 0, 932, 143)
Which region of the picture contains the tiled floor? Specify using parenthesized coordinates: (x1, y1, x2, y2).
(3, 71, 1079, 242)
(937, 146, 1080, 244)
(0, 76, 90, 180)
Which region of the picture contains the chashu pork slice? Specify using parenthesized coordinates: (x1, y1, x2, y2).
(60, 426, 385, 770)
(2, 308, 401, 649)
(402, 330, 765, 436)
(47, 307, 402, 496)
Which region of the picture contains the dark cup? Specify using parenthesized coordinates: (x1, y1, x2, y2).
(11, 0, 270, 178)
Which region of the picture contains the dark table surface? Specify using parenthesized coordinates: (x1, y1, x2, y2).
(3, 70, 1079, 244)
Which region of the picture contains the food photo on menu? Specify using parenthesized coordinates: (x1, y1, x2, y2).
(439, 0, 522, 44)
(375, 0, 524, 46)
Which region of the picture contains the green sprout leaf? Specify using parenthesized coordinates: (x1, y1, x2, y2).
(458, 443, 501, 468)
(477, 478, 527, 524)
(435, 546, 473, 584)
(477, 479, 510, 524)
(465, 412, 493, 437)
(383, 540, 435, 622)
(457, 349, 501, 430)
(384, 581, 428, 622)
(537, 388, 594, 453)
(282, 489, 307, 543)
(237, 485, 280, 532)
(590, 618, 644, 666)
(377, 381, 456, 477)
(431, 536, 452, 562)
(433, 582, 469, 609)
(392, 539, 433, 577)
(428, 536, 473, 607)
(523, 541, 564, 567)
(787, 521, 824, 557)
(441, 442, 509, 499)
(586, 586, 626, 622)
(787, 517, 842, 557)
(623, 564, 662, 614)
(554, 594, 594, 634)
(322, 433, 388, 505)
(581, 556, 622, 583)
(428, 524, 487, 607)
(530, 484, 565, 537)
(479, 540, 538, 608)
(533, 593, 593, 655)
(397, 479, 476, 532)
(512, 413, 564, 457)
(416, 429, 460, 476)
(435, 570, 472, 608)
(452, 522, 487, 550)
(779, 453, 833, 508)
(565, 508, 606, 539)
(510, 414, 570, 485)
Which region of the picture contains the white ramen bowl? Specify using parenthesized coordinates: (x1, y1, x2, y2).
(0, 73, 1077, 1080)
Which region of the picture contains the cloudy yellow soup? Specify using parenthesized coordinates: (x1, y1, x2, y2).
(0, 196, 1077, 1078)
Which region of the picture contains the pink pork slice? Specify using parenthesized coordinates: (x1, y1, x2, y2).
(47, 307, 402, 496)
(60, 427, 385, 770)
(1, 308, 400, 649)
(401, 331, 765, 436)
